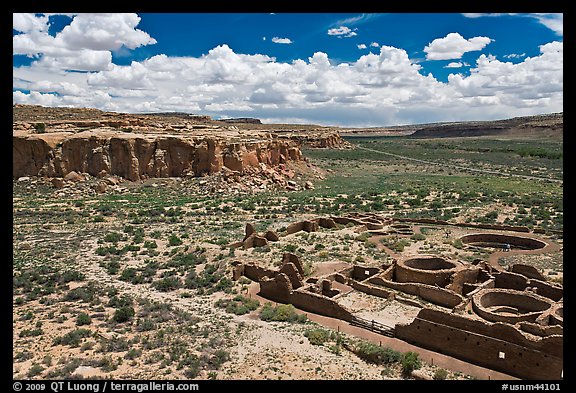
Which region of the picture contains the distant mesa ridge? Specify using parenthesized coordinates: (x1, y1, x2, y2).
(341, 112, 563, 138)
(408, 113, 563, 138)
(220, 118, 262, 124)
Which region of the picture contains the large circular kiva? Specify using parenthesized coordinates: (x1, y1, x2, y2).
(472, 288, 553, 324)
(395, 256, 461, 287)
(459, 233, 547, 251)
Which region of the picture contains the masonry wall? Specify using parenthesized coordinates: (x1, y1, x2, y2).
(243, 264, 276, 282)
(446, 267, 481, 295)
(395, 309, 563, 380)
(351, 280, 394, 299)
(494, 271, 529, 291)
(369, 277, 463, 308)
(351, 265, 381, 281)
(291, 289, 354, 321)
(259, 273, 292, 303)
(529, 279, 563, 301)
(395, 265, 454, 287)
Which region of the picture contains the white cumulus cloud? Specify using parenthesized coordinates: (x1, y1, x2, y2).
(327, 26, 357, 38)
(13, 13, 157, 72)
(13, 13, 50, 33)
(271, 37, 293, 44)
(445, 62, 463, 68)
(424, 32, 492, 60)
(370, 42, 380, 47)
(357, 44, 367, 49)
(12, 15, 563, 127)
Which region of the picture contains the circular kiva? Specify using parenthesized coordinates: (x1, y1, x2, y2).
(459, 233, 547, 251)
(395, 255, 461, 287)
(472, 288, 553, 324)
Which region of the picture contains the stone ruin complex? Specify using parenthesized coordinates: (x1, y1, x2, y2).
(231, 213, 563, 380)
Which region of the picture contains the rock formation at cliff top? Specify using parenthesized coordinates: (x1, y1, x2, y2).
(13, 105, 346, 181)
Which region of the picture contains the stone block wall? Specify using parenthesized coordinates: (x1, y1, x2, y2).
(395, 308, 563, 380)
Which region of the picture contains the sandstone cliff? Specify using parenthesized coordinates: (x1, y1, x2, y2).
(13, 129, 302, 180)
(12, 105, 354, 181)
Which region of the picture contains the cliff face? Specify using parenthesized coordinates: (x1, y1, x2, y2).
(13, 130, 302, 180)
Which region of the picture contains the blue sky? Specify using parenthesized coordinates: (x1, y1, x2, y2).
(13, 13, 563, 127)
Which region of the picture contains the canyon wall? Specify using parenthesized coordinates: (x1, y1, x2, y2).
(13, 130, 303, 180)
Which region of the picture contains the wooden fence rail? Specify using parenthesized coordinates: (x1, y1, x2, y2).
(350, 316, 395, 337)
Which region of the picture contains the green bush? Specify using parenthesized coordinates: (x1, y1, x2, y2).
(76, 312, 92, 326)
(210, 349, 230, 369)
(433, 368, 449, 380)
(355, 342, 402, 365)
(113, 306, 135, 323)
(215, 295, 259, 315)
(259, 303, 307, 323)
(53, 328, 92, 347)
(144, 240, 158, 249)
(27, 363, 44, 377)
(401, 351, 422, 375)
(19, 328, 43, 337)
(153, 276, 182, 292)
(104, 232, 122, 243)
(64, 285, 97, 303)
(33, 123, 46, 133)
(108, 294, 133, 308)
(168, 234, 183, 247)
(304, 328, 331, 345)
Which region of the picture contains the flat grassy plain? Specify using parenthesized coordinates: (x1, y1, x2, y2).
(12, 134, 562, 380)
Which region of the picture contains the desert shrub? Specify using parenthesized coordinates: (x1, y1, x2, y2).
(304, 328, 331, 346)
(104, 232, 122, 243)
(136, 318, 156, 332)
(433, 368, 449, 380)
(401, 351, 422, 375)
(184, 361, 200, 379)
(259, 303, 307, 323)
(153, 276, 182, 292)
(108, 295, 133, 308)
(113, 306, 135, 323)
(355, 342, 402, 365)
(60, 269, 85, 283)
(19, 328, 43, 337)
(168, 251, 206, 269)
(53, 328, 92, 347)
(168, 234, 183, 246)
(33, 123, 46, 133)
(27, 363, 44, 377)
(144, 240, 158, 249)
(215, 295, 259, 315)
(76, 312, 92, 326)
(105, 260, 121, 275)
(14, 351, 34, 362)
(64, 285, 97, 303)
(125, 348, 142, 360)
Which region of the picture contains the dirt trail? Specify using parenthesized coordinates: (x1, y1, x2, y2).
(246, 282, 516, 380)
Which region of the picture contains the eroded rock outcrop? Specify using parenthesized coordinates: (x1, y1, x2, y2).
(13, 130, 303, 180)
